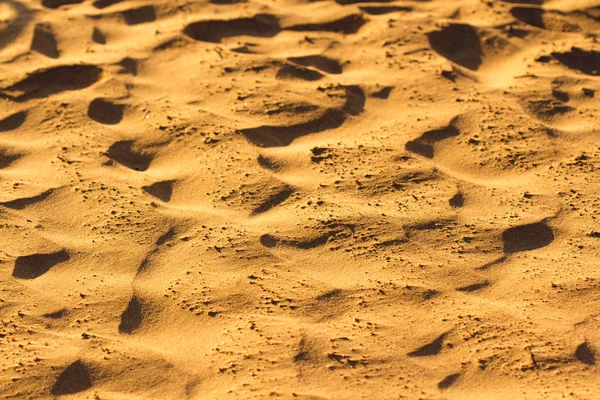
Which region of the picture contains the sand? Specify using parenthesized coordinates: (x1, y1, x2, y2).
(1, 0, 600, 398)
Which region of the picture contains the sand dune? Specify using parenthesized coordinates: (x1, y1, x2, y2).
(2, 0, 600, 398)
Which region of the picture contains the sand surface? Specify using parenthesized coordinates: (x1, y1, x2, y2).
(1, 0, 600, 398)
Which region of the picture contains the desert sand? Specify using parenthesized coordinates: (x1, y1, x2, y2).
(1, 0, 600, 398)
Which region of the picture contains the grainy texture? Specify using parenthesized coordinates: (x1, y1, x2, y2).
(1, 0, 600, 399)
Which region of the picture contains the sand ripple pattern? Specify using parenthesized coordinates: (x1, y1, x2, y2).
(1, 0, 600, 398)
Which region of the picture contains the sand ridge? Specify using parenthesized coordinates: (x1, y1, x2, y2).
(1, 0, 600, 398)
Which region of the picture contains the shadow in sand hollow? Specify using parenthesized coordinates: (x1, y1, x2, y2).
(0, 1, 32, 50)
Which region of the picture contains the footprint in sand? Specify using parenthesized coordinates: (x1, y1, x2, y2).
(553, 48, 600, 76)
(438, 373, 460, 390)
(251, 185, 294, 215)
(359, 6, 412, 15)
(428, 24, 482, 70)
(285, 13, 366, 34)
(502, 221, 554, 253)
(119, 295, 144, 334)
(520, 98, 575, 124)
(241, 86, 364, 147)
(276, 64, 324, 81)
(184, 15, 280, 43)
(0, 111, 27, 132)
(92, 0, 122, 9)
(428, 23, 518, 72)
(184, 13, 366, 43)
(31, 23, 58, 58)
(122, 6, 156, 25)
(405, 118, 460, 159)
(287, 55, 343, 74)
(116, 57, 138, 75)
(449, 192, 464, 208)
(41, 0, 83, 9)
(51, 360, 92, 396)
(1, 188, 55, 210)
(575, 342, 596, 365)
(42, 308, 68, 319)
(219, 173, 294, 215)
(1, 65, 102, 101)
(142, 180, 175, 202)
(372, 86, 393, 99)
(106, 140, 154, 171)
(456, 280, 491, 293)
(501, 0, 544, 4)
(92, 27, 106, 44)
(259, 232, 331, 249)
(510, 6, 600, 33)
(0, 1, 32, 50)
(0, 148, 22, 168)
(12, 250, 69, 279)
(88, 98, 124, 125)
(257, 155, 283, 172)
(407, 332, 449, 357)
